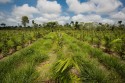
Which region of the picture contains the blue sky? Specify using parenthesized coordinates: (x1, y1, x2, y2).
(0, 0, 125, 25)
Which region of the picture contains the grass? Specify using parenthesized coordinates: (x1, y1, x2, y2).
(0, 31, 125, 83)
(35, 37, 58, 82)
(0, 32, 54, 83)
(62, 34, 109, 83)
(89, 47, 125, 80)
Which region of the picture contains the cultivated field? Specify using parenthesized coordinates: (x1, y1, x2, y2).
(0, 28, 125, 83)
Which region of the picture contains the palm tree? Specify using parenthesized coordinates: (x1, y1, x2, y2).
(70, 21, 74, 27)
(21, 16, 29, 27)
(32, 20, 35, 28)
(118, 21, 122, 25)
(0, 23, 6, 27)
(46, 22, 58, 29)
(75, 21, 80, 30)
(104, 35, 112, 53)
(32, 20, 34, 24)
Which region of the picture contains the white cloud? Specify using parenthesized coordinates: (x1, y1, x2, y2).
(111, 11, 125, 20)
(0, 12, 19, 26)
(1, 0, 62, 26)
(72, 14, 102, 22)
(7, 18, 17, 23)
(66, 0, 122, 14)
(34, 0, 70, 25)
(91, 0, 122, 13)
(12, 4, 39, 18)
(56, 16, 70, 25)
(37, 0, 61, 14)
(35, 17, 49, 24)
(34, 0, 67, 24)
(34, 16, 70, 25)
(42, 13, 60, 19)
(66, 0, 95, 14)
(1, 4, 40, 26)
(0, 12, 4, 20)
(10, 4, 39, 25)
(101, 19, 114, 24)
(0, 0, 11, 4)
(72, 14, 114, 24)
(1, 0, 122, 26)
(122, 7, 125, 13)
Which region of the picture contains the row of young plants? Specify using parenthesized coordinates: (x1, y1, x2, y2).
(0, 32, 54, 83)
(47, 32, 123, 82)
(76, 40, 125, 82)
(0, 31, 125, 82)
(0, 29, 49, 58)
(88, 46, 125, 80)
(66, 30, 125, 59)
(63, 33, 124, 82)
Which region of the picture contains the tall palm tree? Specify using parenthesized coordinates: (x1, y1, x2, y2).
(21, 16, 29, 27)
(75, 21, 80, 30)
(0, 23, 6, 27)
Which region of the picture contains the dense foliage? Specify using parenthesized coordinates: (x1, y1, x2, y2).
(0, 29, 49, 58)
(0, 24, 125, 83)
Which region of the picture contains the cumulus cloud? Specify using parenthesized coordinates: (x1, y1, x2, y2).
(12, 4, 39, 18)
(7, 18, 17, 23)
(42, 13, 60, 19)
(0, 12, 19, 26)
(34, 16, 70, 25)
(56, 16, 70, 24)
(10, 4, 39, 25)
(122, 8, 125, 13)
(72, 14, 102, 22)
(35, 17, 49, 23)
(91, 0, 122, 13)
(66, 0, 95, 14)
(66, 0, 122, 14)
(111, 11, 125, 20)
(10, 0, 69, 25)
(37, 0, 61, 14)
(34, 0, 70, 25)
(0, 0, 11, 4)
(1, 0, 123, 26)
(0, 12, 5, 20)
(101, 19, 114, 24)
(72, 14, 114, 24)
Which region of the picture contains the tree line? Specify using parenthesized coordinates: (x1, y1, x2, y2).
(0, 16, 125, 30)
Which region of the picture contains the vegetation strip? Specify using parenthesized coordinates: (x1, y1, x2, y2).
(0, 32, 54, 83)
(0, 31, 125, 83)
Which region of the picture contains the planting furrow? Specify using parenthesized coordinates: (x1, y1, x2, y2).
(0, 33, 54, 83)
(76, 41, 124, 83)
(35, 39, 58, 82)
(58, 33, 107, 82)
(88, 47, 125, 81)
(63, 33, 123, 83)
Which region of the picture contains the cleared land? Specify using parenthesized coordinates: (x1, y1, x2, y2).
(0, 30, 125, 83)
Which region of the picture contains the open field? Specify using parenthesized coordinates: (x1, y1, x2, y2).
(1, 0, 125, 82)
(0, 0, 125, 83)
(0, 28, 125, 83)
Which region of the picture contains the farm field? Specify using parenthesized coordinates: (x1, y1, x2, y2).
(0, 29, 125, 83)
(1, 0, 125, 82)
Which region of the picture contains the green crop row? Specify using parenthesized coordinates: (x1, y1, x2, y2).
(0, 29, 50, 58)
(0, 32, 55, 83)
(66, 30, 125, 59)
(50, 32, 124, 82)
